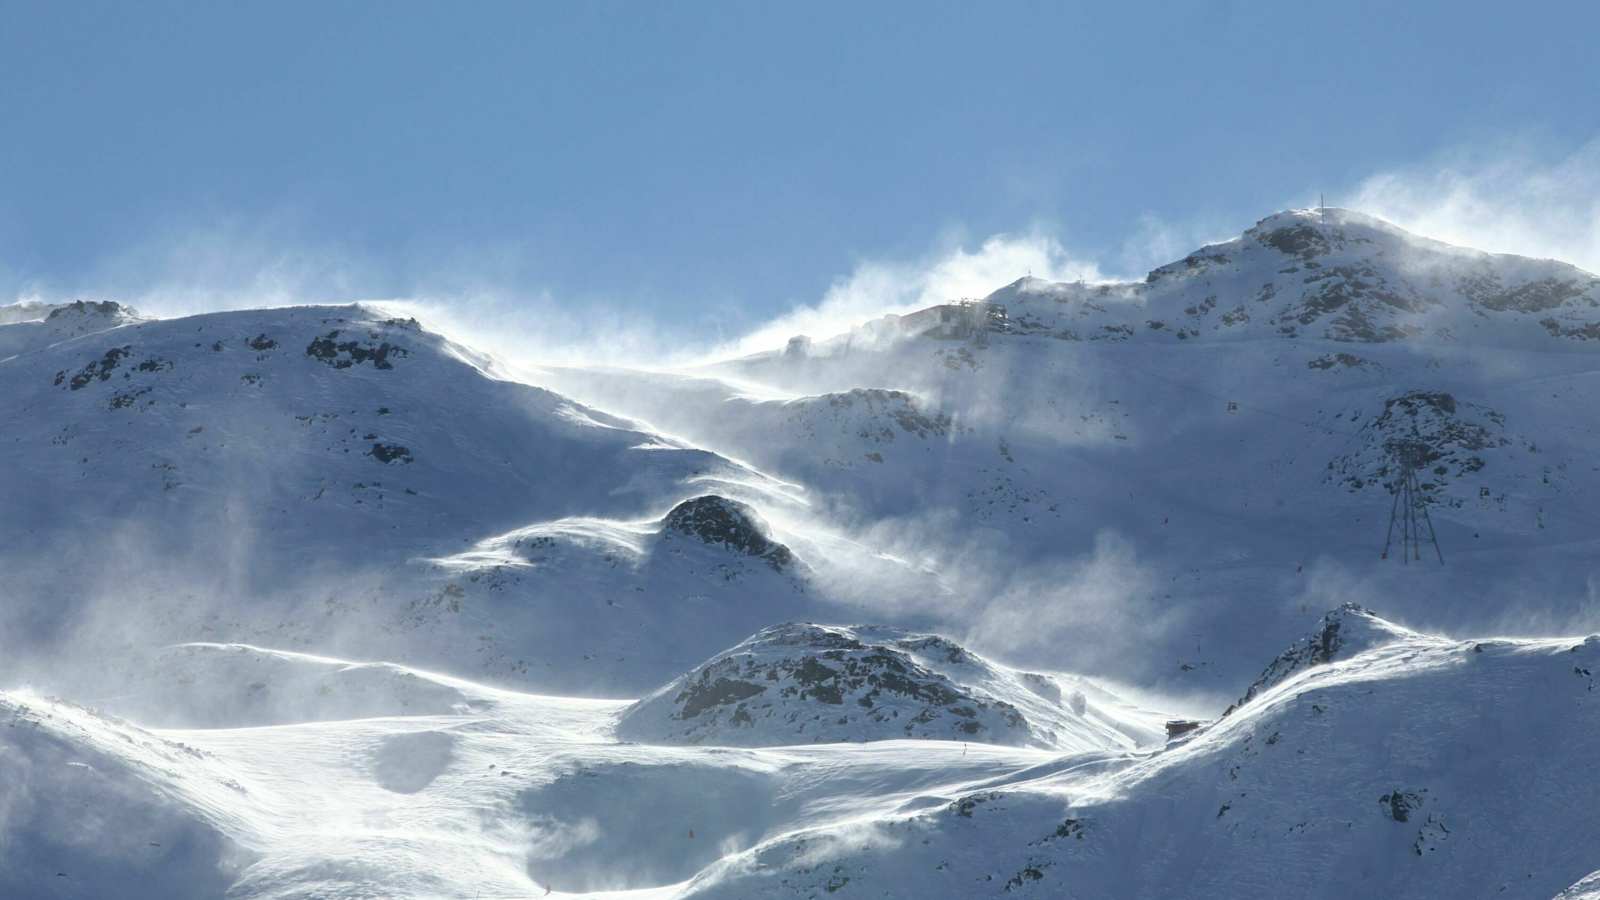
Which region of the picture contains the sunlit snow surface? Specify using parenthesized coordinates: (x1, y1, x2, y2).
(5, 618, 1600, 898)
(5, 209, 1600, 897)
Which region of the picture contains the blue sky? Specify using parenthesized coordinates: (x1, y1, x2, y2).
(3, 1, 1599, 347)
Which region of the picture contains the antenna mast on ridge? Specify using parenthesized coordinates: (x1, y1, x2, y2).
(1320, 193, 1326, 226)
(1381, 440, 1444, 565)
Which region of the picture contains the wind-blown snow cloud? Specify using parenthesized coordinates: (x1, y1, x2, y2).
(1114, 212, 1238, 279)
(1350, 138, 1600, 274)
(712, 231, 1105, 359)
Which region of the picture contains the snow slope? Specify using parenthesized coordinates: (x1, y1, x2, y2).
(0, 303, 852, 696)
(532, 209, 1600, 694)
(676, 612, 1600, 899)
(0, 692, 251, 899)
(5, 609, 1596, 899)
(1, 638, 1114, 898)
(5, 208, 1600, 898)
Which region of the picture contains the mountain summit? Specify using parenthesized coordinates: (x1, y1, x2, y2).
(979, 208, 1600, 347)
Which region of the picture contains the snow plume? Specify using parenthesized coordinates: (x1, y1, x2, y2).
(713, 230, 1105, 359)
(360, 292, 705, 373)
(1114, 211, 1240, 278)
(964, 530, 1171, 665)
(0, 514, 395, 708)
(1350, 137, 1600, 275)
(50, 215, 378, 318)
(5, 218, 1110, 371)
(801, 514, 1185, 684)
(1285, 551, 1600, 651)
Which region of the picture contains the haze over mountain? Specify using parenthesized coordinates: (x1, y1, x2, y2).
(3, 209, 1598, 898)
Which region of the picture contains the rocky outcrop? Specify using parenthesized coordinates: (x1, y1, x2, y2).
(617, 623, 1043, 747)
(662, 495, 795, 571)
(1326, 390, 1515, 500)
(979, 209, 1600, 347)
(305, 329, 408, 370)
(1224, 604, 1415, 716)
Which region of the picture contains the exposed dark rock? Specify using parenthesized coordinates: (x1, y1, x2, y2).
(951, 792, 1000, 818)
(368, 443, 413, 464)
(1327, 391, 1510, 498)
(663, 495, 795, 571)
(1259, 223, 1330, 259)
(305, 330, 408, 370)
(1540, 317, 1600, 341)
(64, 346, 132, 390)
(1004, 864, 1046, 891)
(1307, 352, 1369, 370)
(1051, 819, 1085, 841)
(1225, 603, 1397, 716)
(1380, 789, 1424, 822)
(1461, 275, 1589, 313)
(108, 387, 151, 410)
(677, 675, 767, 719)
(45, 299, 126, 320)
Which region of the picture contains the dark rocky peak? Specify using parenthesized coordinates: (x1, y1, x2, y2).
(1243, 208, 1403, 260)
(1225, 604, 1415, 716)
(662, 495, 796, 570)
(46, 299, 133, 321)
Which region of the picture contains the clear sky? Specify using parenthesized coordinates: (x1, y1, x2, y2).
(3, 1, 1599, 346)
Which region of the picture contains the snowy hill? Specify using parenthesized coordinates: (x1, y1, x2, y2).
(674, 611, 1600, 899)
(617, 623, 1163, 750)
(413, 492, 818, 693)
(0, 303, 737, 567)
(0, 303, 842, 696)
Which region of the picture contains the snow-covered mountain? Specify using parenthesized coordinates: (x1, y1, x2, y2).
(986, 207, 1600, 346)
(534, 208, 1600, 692)
(0, 302, 841, 695)
(3, 208, 1599, 898)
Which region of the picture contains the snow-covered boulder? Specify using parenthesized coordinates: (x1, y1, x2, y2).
(617, 623, 1160, 750)
(662, 495, 798, 571)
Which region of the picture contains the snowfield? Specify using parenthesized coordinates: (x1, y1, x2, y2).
(4, 610, 1598, 898)
(3, 208, 1599, 897)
